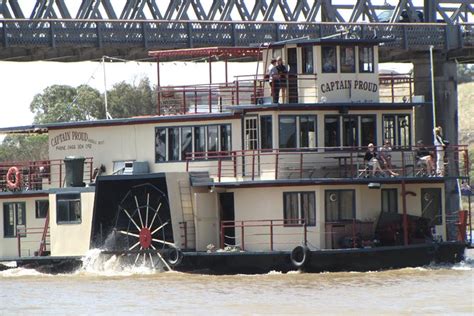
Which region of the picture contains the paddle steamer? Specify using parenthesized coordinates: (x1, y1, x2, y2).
(0, 37, 470, 273)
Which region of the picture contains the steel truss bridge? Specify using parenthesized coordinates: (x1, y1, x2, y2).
(0, 0, 473, 61)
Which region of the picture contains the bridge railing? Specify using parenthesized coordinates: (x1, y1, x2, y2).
(0, 20, 472, 55)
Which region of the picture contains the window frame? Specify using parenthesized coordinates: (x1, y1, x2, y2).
(35, 199, 49, 219)
(322, 46, 337, 73)
(325, 190, 356, 222)
(3, 202, 26, 238)
(382, 114, 411, 149)
(381, 189, 398, 213)
(56, 193, 82, 224)
(359, 46, 374, 73)
(260, 115, 273, 150)
(301, 45, 314, 74)
(340, 46, 356, 73)
(155, 123, 232, 162)
(278, 115, 317, 149)
(421, 188, 442, 225)
(283, 191, 316, 226)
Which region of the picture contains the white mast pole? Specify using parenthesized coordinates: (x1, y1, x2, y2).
(429, 45, 436, 141)
(102, 56, 112, 119)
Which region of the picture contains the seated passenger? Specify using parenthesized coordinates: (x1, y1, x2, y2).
(415, 140, 434, 176)
(379, 140, 399, 177)
(364, 143, 384, 177)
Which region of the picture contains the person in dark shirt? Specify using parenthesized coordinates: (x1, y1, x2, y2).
(415, 140, 434, 176)
(364, 143, 384, 177)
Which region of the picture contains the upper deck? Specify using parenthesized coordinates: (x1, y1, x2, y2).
(0, 39, 470, 193)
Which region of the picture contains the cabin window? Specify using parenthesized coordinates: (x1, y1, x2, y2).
(155, 124, 232, 161)
(279, 115, 317, 149)
(244, 117, 258, 150)
(3, 202, 26, 237)
(155, 129, 167, 162)
(340, 46, 355, 73)
(283, 192, 316, 226)
(381, 189, 398, 213)
(168, 128, 180, 161)
(301, 46, 314, 74)
(325, 190, 355, 221)
(361, 115, 377, 146)
(324, 116, 340, 148)
(322, 46, 337, 73)
(383, 114, 411, 149)
(56, 193, 81, 224)
(359, 46, 374, 73)
(343, 116, 358, 147)
(421, 188, 442, 225)
(35, 200, 49, 218)
(260, 116, 273, 149)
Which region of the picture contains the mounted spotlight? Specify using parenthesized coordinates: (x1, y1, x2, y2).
(368, 182, 381, 189)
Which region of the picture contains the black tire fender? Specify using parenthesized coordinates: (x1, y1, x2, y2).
(290, 245, 309, 268)
(166, 248, 183, 267)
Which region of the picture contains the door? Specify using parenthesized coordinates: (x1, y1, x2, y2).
(194, 193, 219, 251)
(3, 202, 26, 237)
(243, 116, 259, 177)
(219, 192, 235, 246)
(287, 47, 298, 103)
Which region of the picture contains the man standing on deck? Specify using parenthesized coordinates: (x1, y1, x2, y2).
(268, 58, 279, 103)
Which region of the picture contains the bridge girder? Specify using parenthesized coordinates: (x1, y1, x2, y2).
(0, 1, 473, 23)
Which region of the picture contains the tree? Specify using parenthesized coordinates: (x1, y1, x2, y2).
(107, 77, 156, 118)
(0, 134, 48, 162)
(30, 84, 105, 124)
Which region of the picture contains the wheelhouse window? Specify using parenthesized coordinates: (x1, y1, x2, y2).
(340, 46, 355, 73)
(155, 124, 232, 161)
(279, 115, 317, 149)
(3, 202, 26, 237)
(383, 114, 411, 149)
(301, 46, 314, 74)
(260, 116, 273, 149)
(35, 200, 49, 218)
(325, 115, 377, 149)
(322, 46, 337, 73)
(359, 46, 374, 73)
(283, 192, 316, 226)
(381, 189, 398, 213)
(57, 193, 81, 224)
(421, 188, 442, 225)
(325, 190, 355, 221)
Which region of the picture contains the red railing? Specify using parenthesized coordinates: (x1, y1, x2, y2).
(0, 157, 94, 192)
(186, 145, 470, 182)
(156, 73, 414, 115)
(220, 219, 308, 251)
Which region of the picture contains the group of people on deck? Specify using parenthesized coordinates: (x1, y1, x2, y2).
(268, 57, 288, 103)
(363, 126, 448, 177)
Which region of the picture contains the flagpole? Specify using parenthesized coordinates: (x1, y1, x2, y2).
(429, 45, 436, 141)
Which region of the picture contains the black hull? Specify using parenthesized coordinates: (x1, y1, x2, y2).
(176, 242, 466, 274)
(5, 242, 466, 274)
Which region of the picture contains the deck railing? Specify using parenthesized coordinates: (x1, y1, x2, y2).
(157, 73, 414, 115)
(0, 158, 94, 192)
(16, 225, 50, 257)
(220, 219, 308, 251)
(186, 145, 470, 182)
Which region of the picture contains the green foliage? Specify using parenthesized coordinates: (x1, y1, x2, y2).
(107, 77, 156, 118)
(457, 64, 474, 83)
(0, 134, 48, 162)
(30, 84, 105, 124)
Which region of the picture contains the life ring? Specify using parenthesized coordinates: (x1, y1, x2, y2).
(6, 166, 22, 190)
(166, 247, 183, 267)
(290, 245, 309, 268)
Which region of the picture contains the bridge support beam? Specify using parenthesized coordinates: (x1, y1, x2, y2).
(413, 57, 459, 241)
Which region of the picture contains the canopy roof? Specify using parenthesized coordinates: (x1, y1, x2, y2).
(148, 47, 262, 61)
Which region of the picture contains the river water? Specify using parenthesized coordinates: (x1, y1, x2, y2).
(1, 249, 473, 315)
